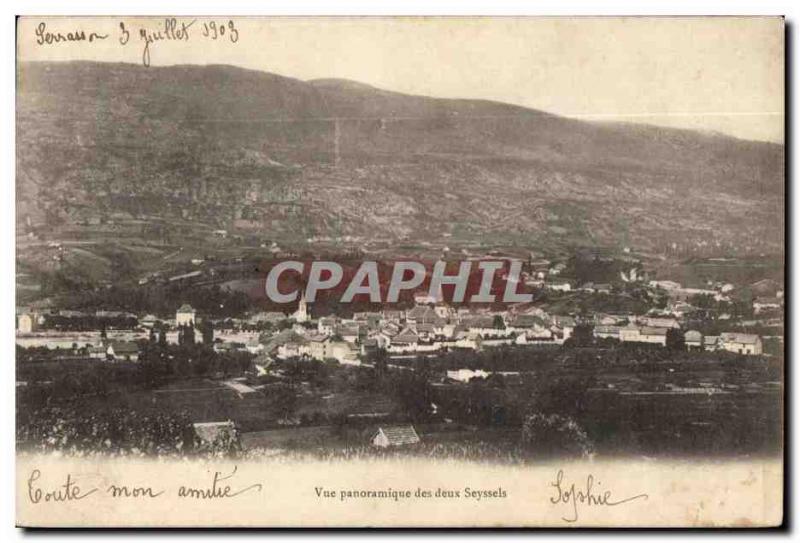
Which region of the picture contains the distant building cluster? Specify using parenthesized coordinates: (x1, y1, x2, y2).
(15, 255, 783, 364)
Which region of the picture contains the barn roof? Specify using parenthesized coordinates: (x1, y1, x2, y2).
(108, 340, 139, 354)
(685, 330, 703, 341)
(721, 332, 760, 345)
(640, 327, 668, 336)
(393, 327, 419, 344)
(375, 425, 420, 446)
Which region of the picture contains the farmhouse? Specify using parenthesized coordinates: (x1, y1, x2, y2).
(619, 325, 668, 346)
(106, 341, 140, 362)
(719, 333, 763, 356)
(684, 330, 703, 350)
(753, 297, 782, 314)
(176, 304, 196, 326)
(371, 425, 421, 448)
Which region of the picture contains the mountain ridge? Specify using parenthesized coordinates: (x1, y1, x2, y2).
(16, 60, 784, 292)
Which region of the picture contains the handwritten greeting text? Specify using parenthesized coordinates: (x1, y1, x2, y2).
(27, 466, 262, 505)
(33, 18, 240, 67)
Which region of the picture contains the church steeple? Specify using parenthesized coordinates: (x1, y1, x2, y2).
(293, 290, 309, 323)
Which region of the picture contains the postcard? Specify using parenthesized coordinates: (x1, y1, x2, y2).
(15, 15, 784, 527)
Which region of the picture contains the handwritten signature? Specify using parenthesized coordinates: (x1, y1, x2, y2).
(549, 469, 648, 523)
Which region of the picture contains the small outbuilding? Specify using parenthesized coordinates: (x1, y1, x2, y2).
(371, 425, 421, 448)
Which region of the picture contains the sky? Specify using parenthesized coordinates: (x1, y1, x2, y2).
(17, 16, 784, 142)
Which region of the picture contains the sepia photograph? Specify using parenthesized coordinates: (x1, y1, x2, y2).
(13, 15, 785, 528)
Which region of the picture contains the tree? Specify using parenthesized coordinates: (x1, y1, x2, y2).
(527, 375, 596, 417)
(393, 372, 434, 422)
(271, 384, 298, 421)
(200, 319, 214, 345)
(520, 413, 594, 459)
(572, 323, 594, 347)
(666, 328, 686, 351)
(179, 323, 196, 346)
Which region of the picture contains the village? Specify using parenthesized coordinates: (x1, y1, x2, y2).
(15, 251, 784, 458)
(15, 256, 784, 365)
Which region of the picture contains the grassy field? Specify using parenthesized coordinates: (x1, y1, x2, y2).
(17, 349, 783, 460)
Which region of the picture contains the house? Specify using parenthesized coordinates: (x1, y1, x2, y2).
(649, 280, 682, 291)
(106, 341, 140, 361)
(88, 345, 108, 360)
(353, 312, 382, 330)
(306, 333, 332, 360)
(454, 332, 482, 350)
(433, 304, 452, 320)
(414, 322, 437, 342)
(639, 316, 680, 329)
(551, 316, 576, 342)
(546, 279, 573, 292)
(17, 313, 34, 334)
(371, 425, 421, 448)
(619, 325, 667, 346)
(720, 333, 763, 355)
(318, 317, 338, 335)
(594, 313, 622, 326)
(525, 328, 557, 344)
(671, 287, 717, 302)
(413, 290, 439, 305)
(465, 315, 511, 338)
(329, 341, 360, 365)
(753, 297, 782, 314)
(381, 309, 404, 324)
(245, 338, 263, 354)
(406, 305, 445, 326)
(390, 327, 420, 350)
(335, 323, 361, 343)
(176, 304, 196, 326)
(506, 314, 544, 332)
(140, 314, 159, 329)
(376, 322, 401, 345)
(447, 369, 490, 383)
(703, 335, 721, 351)
(594, 325, 621, 341)
(685, 330, 703, 350)
(666, 301, 695, 317)
(268, 330, 309, 359)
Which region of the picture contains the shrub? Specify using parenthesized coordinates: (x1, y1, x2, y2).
(520, 413, 594, 459)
